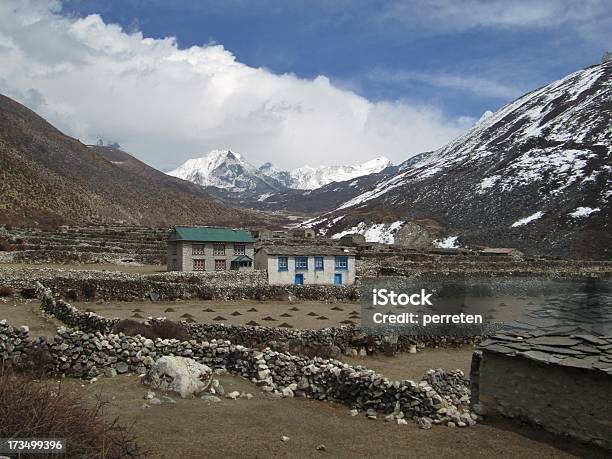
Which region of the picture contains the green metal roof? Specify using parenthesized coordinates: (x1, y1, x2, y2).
(169, 226, 255, 243)
(232, 255, 253, 262)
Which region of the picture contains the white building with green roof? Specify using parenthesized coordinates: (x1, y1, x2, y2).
(167, 226, 255, 272)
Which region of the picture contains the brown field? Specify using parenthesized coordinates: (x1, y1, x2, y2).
(58, 374, 604, 459)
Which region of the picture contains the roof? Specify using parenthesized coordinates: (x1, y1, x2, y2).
(232, 255, 253, 262)
(478, 332, 612, 375)
(258, 245, 355, 256)
(481, 248, 520, 254)
(169, 226, 255, 243)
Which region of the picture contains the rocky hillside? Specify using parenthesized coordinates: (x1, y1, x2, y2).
(0, 94, 266, 228)
(310, 61, 612, 259)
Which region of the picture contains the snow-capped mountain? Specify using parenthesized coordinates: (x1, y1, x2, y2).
(285, 157, 392, 190)
(168, 150, 392, 192)
(310, 60, 612, 259)
(166, 150, 284, 193)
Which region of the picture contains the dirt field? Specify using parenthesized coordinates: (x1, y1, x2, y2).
(76, 299, 367, 330)
(0, 298, 59, 336)
(59, 374, 604, 459)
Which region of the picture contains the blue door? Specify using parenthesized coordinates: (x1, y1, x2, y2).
(334, 273, 342, 285)
(294, 274, 304, 285)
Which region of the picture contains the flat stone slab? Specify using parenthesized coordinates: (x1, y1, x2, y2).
(525, 336, 581, 347)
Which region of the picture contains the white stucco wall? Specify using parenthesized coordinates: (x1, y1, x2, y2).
(255, 253, 355, 285)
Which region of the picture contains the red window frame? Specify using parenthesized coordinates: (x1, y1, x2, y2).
(214, 259, 226, 271)
(193, 259, 205, 271)
(192, 244, 205, 255)
(213, 243, 225, 256)
(234, 244, 245, 255)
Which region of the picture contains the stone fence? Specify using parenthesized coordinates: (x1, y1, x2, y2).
(36, 284, 476, 356)
(0, 291, 476, 428)
(1, 268, 359, 301)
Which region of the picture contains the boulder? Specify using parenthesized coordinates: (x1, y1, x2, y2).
(142, 356, 212, 398)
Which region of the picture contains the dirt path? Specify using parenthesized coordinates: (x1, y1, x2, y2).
(0, 298, 59, 336)
(61, 374, 604, 459)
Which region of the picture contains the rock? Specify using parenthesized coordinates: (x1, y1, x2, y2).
(447, 421, 456, 427)
(201, 395, 221, 403)
(19, 325, 29, 333)
(281, 387, 294, 398)
(417, 417, 432, 429)
(240, 393, 253, 400)
(142, 356, 212, 398)
(281, 436, 290, 442)
(397, 418, 408, 425)
(226, 391, 240, 400)
(384, 414, 394, 422)
(409, 344, 417, 354)
(316, 444, 326, 451)
(472, 403, 488, 416)
(144, 390, 156, 400)
(149, 397, 163, 405)
(350, 409, 359, 417)
(115, 362, 129, 374)
(161, 396, 176, 404)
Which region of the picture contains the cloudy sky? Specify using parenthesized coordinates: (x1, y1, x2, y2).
(0, 1, 610, 170)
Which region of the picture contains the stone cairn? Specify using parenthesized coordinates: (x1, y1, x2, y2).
(0, 285, 477, 427)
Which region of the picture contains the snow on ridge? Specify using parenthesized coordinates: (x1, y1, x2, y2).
(511, 211, 544, 227)
(433, 236, 460, 249)
(331, 221, 404, 244)
(569, 207, 601, 218)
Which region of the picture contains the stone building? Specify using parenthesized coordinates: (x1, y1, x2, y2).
(471, 332, 612, 450)
(251, 228, 273, 241)
(337, 233, 366, 246)
(254, 245, 356, 285)
(167, 226, 255, 272)
(291, 228, 316, 239)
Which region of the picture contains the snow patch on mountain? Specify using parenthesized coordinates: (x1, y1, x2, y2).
(331, 221, 403, 243)
(434, 236, 460, 248)
(511, 211, 544, 227)
(569, 207, 600, 218)
(287, 157, 391, 190)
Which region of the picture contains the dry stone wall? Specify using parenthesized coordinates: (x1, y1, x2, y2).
(0, 290, 476, 428)
(2, 268, 358, 301)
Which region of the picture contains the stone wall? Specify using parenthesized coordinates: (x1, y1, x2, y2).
(1, 268, 359, 301)
(36, 285, 476, 356)
(473, 351, 612, 450)
(0, 291, 476, 428)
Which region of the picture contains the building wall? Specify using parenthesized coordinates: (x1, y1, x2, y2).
(473, 351, 612, 450)
(255, 253, 355, 285)
(169, 241, 255, 272)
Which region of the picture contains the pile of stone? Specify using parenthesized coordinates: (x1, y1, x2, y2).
(21, 326, 474, 425)
(0, 320, 31, 365)
(39, 284, 117, 334)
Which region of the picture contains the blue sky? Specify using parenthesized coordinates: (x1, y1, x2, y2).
(1, 1, 610, 169)
(60, 0, 611, 119)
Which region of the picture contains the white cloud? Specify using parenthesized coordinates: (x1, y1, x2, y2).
(0, 0, 470, 171)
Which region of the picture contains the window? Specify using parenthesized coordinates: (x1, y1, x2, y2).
(278, 256, 288, 271)
(334, 256, 348, 270)
(192, 244, 205, 255)
(314, 256, 324, 271)
(193, 259, 205, 271)
(234, 244, 245, 255)
(295, 256, 308, 270)
(215, 259, 226, 271)
(213, 243, 225, 255)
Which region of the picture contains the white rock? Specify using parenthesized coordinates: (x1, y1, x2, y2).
(142, 356, 212, 398)
(281, 436, 290, 442)
(226, 391, 240, 400)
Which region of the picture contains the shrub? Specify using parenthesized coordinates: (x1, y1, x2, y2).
(0, 372, 145, 458)
(149, 320, 190, 341)
(0, 285, 15, 297)
(111, 319, 190, 341)
(0, 237, 15, 252)
(81, 283, 97, 300)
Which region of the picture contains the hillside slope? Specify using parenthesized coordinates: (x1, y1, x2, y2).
(0, 94, 263, 228)
(312, 61, 612, 259)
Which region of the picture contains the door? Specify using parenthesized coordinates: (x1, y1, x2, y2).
(294, 273, 304, 285)
(334, 273, 342, 285)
